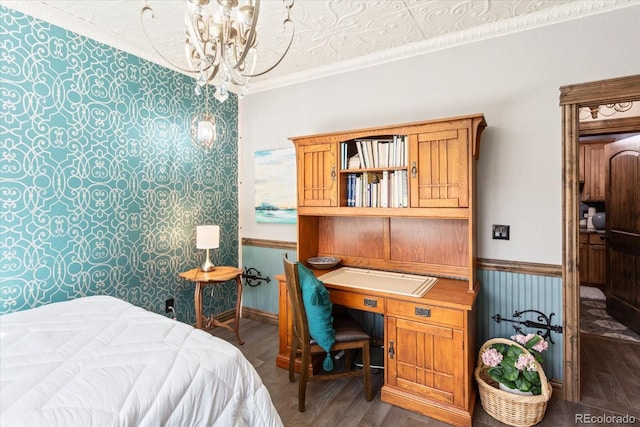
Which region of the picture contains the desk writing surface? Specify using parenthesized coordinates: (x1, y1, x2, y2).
(317, 267, 438, 298)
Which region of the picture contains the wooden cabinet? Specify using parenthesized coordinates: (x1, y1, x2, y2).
(276, 276, 478, 427)
(579, 144, 585, 182)
(579, 232, 606, 287)
(297, 142, 338, 207)
(282, 114, 486, 427)
(410, 123, 470, 208)
(580, 139, 613, 202)
(579, 233, 589, 282)
(386, 315, 465, 406)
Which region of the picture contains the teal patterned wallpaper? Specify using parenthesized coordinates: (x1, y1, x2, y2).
(0, 6, 239, 324)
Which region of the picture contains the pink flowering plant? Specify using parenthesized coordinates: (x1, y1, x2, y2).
(481, 333, 549, 395)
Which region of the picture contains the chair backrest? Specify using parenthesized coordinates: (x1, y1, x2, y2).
(283, 255, 311, 345)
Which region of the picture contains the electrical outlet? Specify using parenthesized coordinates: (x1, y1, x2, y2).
(492, 225, 510, 240)
(165, 298, 174, 313)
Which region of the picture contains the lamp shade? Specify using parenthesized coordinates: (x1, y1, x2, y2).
(196, 225, 219, 249)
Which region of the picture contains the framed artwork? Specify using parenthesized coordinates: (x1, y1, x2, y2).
(255, 147, 296, 224)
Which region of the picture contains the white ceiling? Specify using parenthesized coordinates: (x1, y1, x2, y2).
(3, 0, 635, 93)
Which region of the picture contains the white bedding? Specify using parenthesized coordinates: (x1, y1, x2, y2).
(0, 296, 283, 427)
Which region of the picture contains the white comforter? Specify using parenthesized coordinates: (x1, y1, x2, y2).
(0, 296, 283, 427)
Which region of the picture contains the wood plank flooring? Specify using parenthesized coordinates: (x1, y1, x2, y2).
(214, 318, 640, 426)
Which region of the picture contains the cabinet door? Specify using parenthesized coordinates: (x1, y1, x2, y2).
(579, 144, 585, 183)
(583, 144, 606, 201)
(387, 316, 465, 408)
(579, 242, 589, 284)
(409, 127, 469, 208)
(297, 143, 338, 207)
(588, 243, 606, 285)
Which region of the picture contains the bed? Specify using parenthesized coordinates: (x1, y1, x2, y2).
(0, 295, 283, 427)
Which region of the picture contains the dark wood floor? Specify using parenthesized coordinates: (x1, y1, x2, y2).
(214, 318, 640, 426)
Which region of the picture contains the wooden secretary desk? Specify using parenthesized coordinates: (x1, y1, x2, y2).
(276, 114, 486, 427)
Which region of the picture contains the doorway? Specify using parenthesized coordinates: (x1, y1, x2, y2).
(560, 74, 640, 403)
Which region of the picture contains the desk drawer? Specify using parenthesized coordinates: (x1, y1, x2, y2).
(386, 299, 464, 329)
(330, 290, 385, 314)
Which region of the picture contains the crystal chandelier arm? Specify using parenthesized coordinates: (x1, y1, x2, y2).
(185, 5, 221, 71)
(227, 0, 260, 71)
(141, 4, 203, 74)
(241, 0, 295, 78)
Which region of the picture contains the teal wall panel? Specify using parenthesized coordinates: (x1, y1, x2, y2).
(477, 269, 563, 382)
(0, 6, 239, 324)
(241, 244, 296, 314)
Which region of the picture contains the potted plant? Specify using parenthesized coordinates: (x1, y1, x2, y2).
(475, 334, 552, 427)
(480, 333, 549, 395)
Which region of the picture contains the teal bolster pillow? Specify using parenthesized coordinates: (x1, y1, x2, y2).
(297, 263, 336, 371)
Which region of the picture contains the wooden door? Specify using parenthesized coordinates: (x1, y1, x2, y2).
(297, 143, 338, 207)
(605, 135, 640, 334)
(386, 316, 464, 408)
(409, 126, 469, 208)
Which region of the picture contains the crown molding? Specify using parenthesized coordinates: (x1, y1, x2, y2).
(248, 0, 637, 94)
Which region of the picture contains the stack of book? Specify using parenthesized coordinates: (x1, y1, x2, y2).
(341, 135, 408, 170)
(346, 170, 408, 208)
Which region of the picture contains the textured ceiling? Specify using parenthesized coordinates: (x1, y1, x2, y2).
(3, 0, 635, 92)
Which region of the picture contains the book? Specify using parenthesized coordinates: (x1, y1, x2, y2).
(371, 140, 379, 168)
(381, 170, 388, 208)
(378, 140, 390, 168)
(348, 153, 361, 169)
(365, 140, 374, 169)
(401, 170, 408, 207)
(355, 174, 362, 207)
(355, 141, 364, 169)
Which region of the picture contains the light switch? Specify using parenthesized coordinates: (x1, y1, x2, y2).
(492, 225, 510, 240)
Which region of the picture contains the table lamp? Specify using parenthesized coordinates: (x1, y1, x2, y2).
(196, 225, 219, 272)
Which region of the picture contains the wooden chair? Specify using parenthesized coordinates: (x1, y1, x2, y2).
(283, 255, 373, 412)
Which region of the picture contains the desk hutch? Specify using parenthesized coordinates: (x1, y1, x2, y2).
(276, 114, 486, 427)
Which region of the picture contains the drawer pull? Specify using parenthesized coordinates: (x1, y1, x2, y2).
(389, 340, 395, 359)
(364, 298, 378, 308)
(415, 307, 431, 317)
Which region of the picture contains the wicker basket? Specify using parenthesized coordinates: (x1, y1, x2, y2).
(475, 338, 552, 427)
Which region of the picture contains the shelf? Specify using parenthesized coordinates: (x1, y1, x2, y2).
(340, 167, 407, 173)
(297, 206, 470, 219)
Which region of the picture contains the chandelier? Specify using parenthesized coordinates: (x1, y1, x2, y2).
(141, 0, 295, 102)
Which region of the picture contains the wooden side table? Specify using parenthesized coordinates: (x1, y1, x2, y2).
(178, 266, 244, 345)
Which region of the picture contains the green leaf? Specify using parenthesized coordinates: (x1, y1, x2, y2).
(503, 364, 519, 381)
(493, 343, 506, 354)
(532, 351, 544, 364)
(531, 384, 542, 395)
(507, 345, 523, 360)
(488, 369, 502, 384)
(515, 376, 532, 391)
(502, 379, 516, 389)
(523, 370, 540, 384)
(524, 335, 541, 350)
(502, 354, 518, 367)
